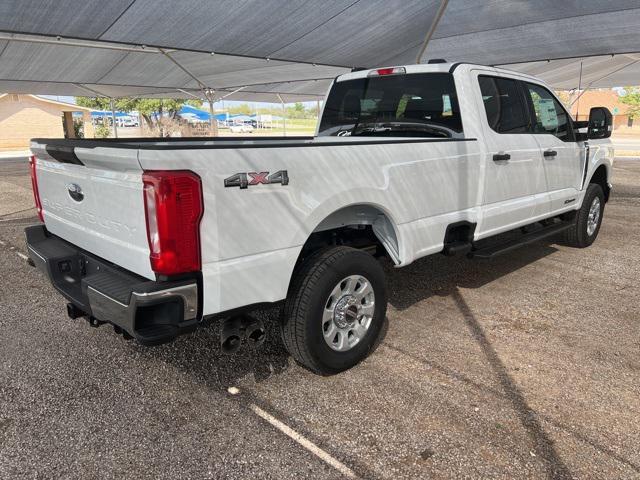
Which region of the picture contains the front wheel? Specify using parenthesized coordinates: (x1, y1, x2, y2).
(281, 246, 387, 375)
(564, 183, 605, 248)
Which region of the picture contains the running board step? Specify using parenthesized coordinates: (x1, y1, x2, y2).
(469, 222, 573, 259)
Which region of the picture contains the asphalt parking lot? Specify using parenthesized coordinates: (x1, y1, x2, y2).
(1, 157, 638, 479)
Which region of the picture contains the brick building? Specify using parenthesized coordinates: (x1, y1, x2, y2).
(0, 94, 94, 152)
(569, 90, 639, 134)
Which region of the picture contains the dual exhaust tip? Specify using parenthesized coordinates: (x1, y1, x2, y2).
(221, 315, 266, 354)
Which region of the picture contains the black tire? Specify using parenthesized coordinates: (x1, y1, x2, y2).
(281, 246, 387, 375)
(564, 183, 605, 248)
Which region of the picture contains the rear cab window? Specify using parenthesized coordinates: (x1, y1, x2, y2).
(478, 75, 530, 134)
(318, 72, 463, 138)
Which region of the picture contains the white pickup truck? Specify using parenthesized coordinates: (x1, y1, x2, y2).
(26, 62, 613, 374)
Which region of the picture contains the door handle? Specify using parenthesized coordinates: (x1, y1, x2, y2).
(544, 150, 557, 157)
(492, 152, 511, 161)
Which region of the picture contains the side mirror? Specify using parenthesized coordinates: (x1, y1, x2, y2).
(587, 107, 612, 139)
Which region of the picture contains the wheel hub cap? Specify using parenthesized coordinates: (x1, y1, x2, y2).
(587, 197, 601, 236)
(322, 275, 375, 352)
(333, 295, 359, 328)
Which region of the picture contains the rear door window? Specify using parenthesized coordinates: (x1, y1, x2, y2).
(478, 76, 530, 134)
(318, 73, 463, 138)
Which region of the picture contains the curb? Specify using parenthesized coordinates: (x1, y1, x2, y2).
(0, 150, 30, 160)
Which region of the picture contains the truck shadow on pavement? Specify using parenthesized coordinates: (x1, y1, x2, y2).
(149, 241, 559, 386)
(145, 240, 560, 387)
(384, 241, 559, 311)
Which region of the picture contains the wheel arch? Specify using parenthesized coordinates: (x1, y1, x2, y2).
(296, 202, 403, 267)
(588, 163, 611, 202)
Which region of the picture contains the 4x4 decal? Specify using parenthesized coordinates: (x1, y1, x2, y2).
(224, 170, 289, 189)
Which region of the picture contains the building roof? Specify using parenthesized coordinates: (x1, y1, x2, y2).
(0, 93, 93, 111)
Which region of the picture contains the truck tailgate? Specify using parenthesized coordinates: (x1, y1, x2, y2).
(31, 142, 154, 280)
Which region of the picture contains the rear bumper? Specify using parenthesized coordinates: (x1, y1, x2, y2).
(25, 224, 200, 345)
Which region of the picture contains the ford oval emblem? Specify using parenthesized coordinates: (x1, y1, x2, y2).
(66, 183, 84, 202)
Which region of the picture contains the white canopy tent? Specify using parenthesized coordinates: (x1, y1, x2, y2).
(0, 0, 639, 101)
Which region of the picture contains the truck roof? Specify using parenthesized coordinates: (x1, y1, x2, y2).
(335, 62, 549, 88)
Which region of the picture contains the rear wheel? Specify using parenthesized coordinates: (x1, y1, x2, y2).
(564, 183, 605, 248)
(281, 246, 387, 375)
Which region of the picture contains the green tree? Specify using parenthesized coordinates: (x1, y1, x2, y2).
(76, 97, 112, 110)
(94, 124, 111, 138)
(620, 87, 640, 119)
(286, 102, 308, 119)
(555, 90, 574, 110)
(227, 103, 252, 115)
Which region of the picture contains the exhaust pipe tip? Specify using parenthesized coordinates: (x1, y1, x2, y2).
(220, 315, 267, 353)
(243, 316, 266, 347)
(221, 317, 243, 354)
(221, 334, 242, 354)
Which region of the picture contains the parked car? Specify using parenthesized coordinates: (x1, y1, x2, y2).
(229, 123, 254, 133)
(26, 62, 613, 374)
(116, 117, 139, 128)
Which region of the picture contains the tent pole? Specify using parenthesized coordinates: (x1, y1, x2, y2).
(110, 98, 118, 138)
(277, 94, 286, 136)
(217, 86, 248, 101)
(203, 89, 218, 137)
(160, 48, 207, 90)
(415, 0, 449, 63)
(177, 88, 205, 101)
(209, 100, 216, 136)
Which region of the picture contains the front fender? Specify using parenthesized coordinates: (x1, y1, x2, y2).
(584, 141, 614, 189)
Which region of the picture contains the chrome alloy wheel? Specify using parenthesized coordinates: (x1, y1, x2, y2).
(322, 275, 375, 352)
(587, 197, 601, 236)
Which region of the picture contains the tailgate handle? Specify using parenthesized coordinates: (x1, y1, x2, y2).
(492, 152, 511, 162)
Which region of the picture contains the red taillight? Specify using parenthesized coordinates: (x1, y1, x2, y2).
(29, 155, 44, 222)
(142, 170, 203, 276)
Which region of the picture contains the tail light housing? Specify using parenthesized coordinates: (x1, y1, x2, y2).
(29, 155, 44, 222)
(142, 170, 204, 276)
(367, 66, 406, 77)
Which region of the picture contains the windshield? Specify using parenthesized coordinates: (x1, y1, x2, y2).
(318, 72, 463, 138)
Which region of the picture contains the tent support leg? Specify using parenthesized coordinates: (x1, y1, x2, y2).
(110, 98, 118, 138)
(277, 93, 286, 137)
(203, 89, 218, 137)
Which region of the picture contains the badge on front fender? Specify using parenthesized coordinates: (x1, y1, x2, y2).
(224, 170, 289, 189)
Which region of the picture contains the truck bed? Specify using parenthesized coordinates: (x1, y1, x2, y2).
(33, 135, 472, 156)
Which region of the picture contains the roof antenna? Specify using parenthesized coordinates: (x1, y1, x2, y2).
(576, 60, 583, 121)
